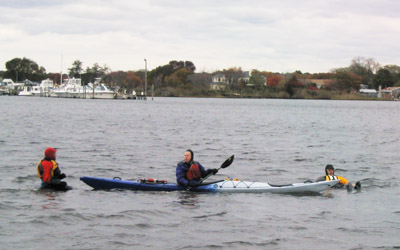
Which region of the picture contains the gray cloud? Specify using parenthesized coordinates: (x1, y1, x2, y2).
(0, 0, 399, 73)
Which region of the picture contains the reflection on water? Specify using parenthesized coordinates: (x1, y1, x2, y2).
(175, 192, 201, 207)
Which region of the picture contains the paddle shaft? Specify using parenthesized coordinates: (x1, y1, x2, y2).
(199, 155, 234, 184)
(200, 167, 222, 183)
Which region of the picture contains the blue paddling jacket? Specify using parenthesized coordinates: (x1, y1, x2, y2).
(176, 161, 209, 187)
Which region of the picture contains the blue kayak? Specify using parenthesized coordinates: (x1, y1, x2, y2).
(80, 176, 339, 193)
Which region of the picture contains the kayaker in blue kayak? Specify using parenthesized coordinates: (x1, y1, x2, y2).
(36, 147, 69, 190)
(176, 149, 219, 187)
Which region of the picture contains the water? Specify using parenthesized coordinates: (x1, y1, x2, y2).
(0, 96, 399, 249)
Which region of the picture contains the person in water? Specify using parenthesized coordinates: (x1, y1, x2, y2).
(316, 164, 351, 188)
(37, 147, 68, 190)
(176, 149, 219, 187)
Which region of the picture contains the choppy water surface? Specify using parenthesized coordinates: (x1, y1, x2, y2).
(0, 96, 399, 249)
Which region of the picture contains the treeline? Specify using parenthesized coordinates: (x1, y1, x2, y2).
(1, 57, 400, 98)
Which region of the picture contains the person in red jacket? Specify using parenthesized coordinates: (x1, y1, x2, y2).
(37, 147, 69, 190)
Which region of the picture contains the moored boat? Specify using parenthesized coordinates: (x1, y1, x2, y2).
(18, 86, 33, 96)
(84, 78, 115, 99)
(32, 79, 54, 97)
(51, 78, 115, 99)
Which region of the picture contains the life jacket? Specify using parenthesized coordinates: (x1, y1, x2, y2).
(325, 175, 338, 181)
(186, 163, 202, 181)
(37, 160, 58, 183)
(325, 175, 348, 185)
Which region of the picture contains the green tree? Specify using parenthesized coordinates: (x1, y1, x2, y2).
(81, 63, 110, 84)
(348, 57, 379, 87)
(373, 68, 394, 89)
(4, 57, 46, 82)
(68, 60, 83, 78)
(169, 60, 196, 72)
(383, 64, 400, 86)
(249, 70, 266, 89)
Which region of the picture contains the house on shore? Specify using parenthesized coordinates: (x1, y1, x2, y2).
(210, 71, 252, 90)
(359, 88, 378, 98)
(381, 87, 400, 100)
(210, 73, 227, 90)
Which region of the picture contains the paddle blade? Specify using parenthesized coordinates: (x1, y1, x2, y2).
(220, 155, 234, 169)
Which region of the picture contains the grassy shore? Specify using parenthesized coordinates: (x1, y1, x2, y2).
(157, 88, 384, 101)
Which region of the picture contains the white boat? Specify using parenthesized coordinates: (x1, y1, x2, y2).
(51, 78, 115, 99)
(52, 78, 82, 98)
(84, 78, 115, 99)
(18, 86, 33, 96)
(32, 79, 54, 97)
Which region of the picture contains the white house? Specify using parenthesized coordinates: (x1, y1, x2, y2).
(381, 87, 400, 100)
(359, 88, 378, 97)
(210, 71, 251, 90)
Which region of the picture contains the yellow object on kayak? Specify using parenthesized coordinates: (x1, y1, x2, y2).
(225, 176, 240, 181)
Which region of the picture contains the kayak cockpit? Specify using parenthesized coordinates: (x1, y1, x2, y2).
(267, 183, 293, 187)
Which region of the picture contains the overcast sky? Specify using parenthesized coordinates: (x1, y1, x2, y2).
(1, 0, 399, 74)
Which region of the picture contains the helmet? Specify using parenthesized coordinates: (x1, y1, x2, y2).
(325, 164, 334, 175)
(44, 147, 57, 160)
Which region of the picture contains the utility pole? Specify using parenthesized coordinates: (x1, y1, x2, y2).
(144, 59, 147, 99)
(60, 54, 63, 85)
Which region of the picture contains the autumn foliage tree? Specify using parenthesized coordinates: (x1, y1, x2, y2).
(148, 60, 196, 89)
(123, 71, 143, 91)
(267, 75, 281, 87)
(332, 68, 362, 92)
(165, 68, 192, 89)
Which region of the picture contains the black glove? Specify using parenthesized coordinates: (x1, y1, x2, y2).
(210, 169, 218, 175)
(188, 182, 199, 187)
(355, 181, 361, 190)
(59, 173, 66, 179)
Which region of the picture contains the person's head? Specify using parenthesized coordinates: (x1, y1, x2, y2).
(44, 147, 57, 160)
(184, 149, 194, 163)
(325, 164, 334, 175)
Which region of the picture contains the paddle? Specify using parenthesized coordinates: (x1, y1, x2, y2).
(199, 155, 235, 184)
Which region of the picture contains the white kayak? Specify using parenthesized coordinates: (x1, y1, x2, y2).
(198, 179, 340, 193)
